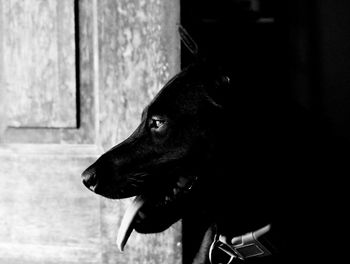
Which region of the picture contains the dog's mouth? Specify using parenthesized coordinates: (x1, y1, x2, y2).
(112, 173, 198, 251)
(82, 153, 204, 251)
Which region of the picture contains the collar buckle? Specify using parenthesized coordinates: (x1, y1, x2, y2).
(209, 225, 272, 264)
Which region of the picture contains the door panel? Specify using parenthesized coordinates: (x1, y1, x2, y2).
(3, 0, 77, 128)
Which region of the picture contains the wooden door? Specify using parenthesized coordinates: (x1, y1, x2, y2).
(0, 1, 101, 263)
(0, 0, 181, 263)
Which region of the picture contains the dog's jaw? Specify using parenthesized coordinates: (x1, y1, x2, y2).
(82, 157, 201, 251)
(116, 174, 199, 251)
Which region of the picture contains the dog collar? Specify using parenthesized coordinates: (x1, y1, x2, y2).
(209, 224, 273, 264)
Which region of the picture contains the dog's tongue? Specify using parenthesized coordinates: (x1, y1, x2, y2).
(116, 195, 145, 252)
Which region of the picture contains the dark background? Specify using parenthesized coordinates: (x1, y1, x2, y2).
(181, 0, 350, 141)
(180, 0, 350, 262)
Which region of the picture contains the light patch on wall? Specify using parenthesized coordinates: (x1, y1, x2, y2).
(96, 0, 181, 263)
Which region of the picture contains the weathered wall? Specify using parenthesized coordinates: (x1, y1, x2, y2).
(97, 0, 181, 263)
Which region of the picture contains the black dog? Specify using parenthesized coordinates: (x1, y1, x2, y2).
(82, 62, 348, 263)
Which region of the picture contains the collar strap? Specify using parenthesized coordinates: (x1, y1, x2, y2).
(209, 224, 272, 264)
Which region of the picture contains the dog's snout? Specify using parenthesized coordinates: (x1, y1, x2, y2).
(82, 167, 98, 192)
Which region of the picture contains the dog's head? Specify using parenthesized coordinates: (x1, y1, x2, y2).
(82, 63, 230, 249)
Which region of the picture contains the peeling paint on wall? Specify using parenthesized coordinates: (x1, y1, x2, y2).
(97, 0, 181, 263)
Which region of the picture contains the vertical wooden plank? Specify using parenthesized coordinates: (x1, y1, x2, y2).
(3, 0, 76, 128)
(97, 0, 181, 263)
(0, 0, 5, 140)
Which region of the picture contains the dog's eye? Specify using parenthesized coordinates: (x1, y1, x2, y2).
(149, 116, 166, 132)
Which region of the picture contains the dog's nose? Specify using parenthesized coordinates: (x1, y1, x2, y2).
(81, 167, 98, 192)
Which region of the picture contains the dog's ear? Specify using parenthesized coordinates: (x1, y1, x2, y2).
(178, 25, 199, 58)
